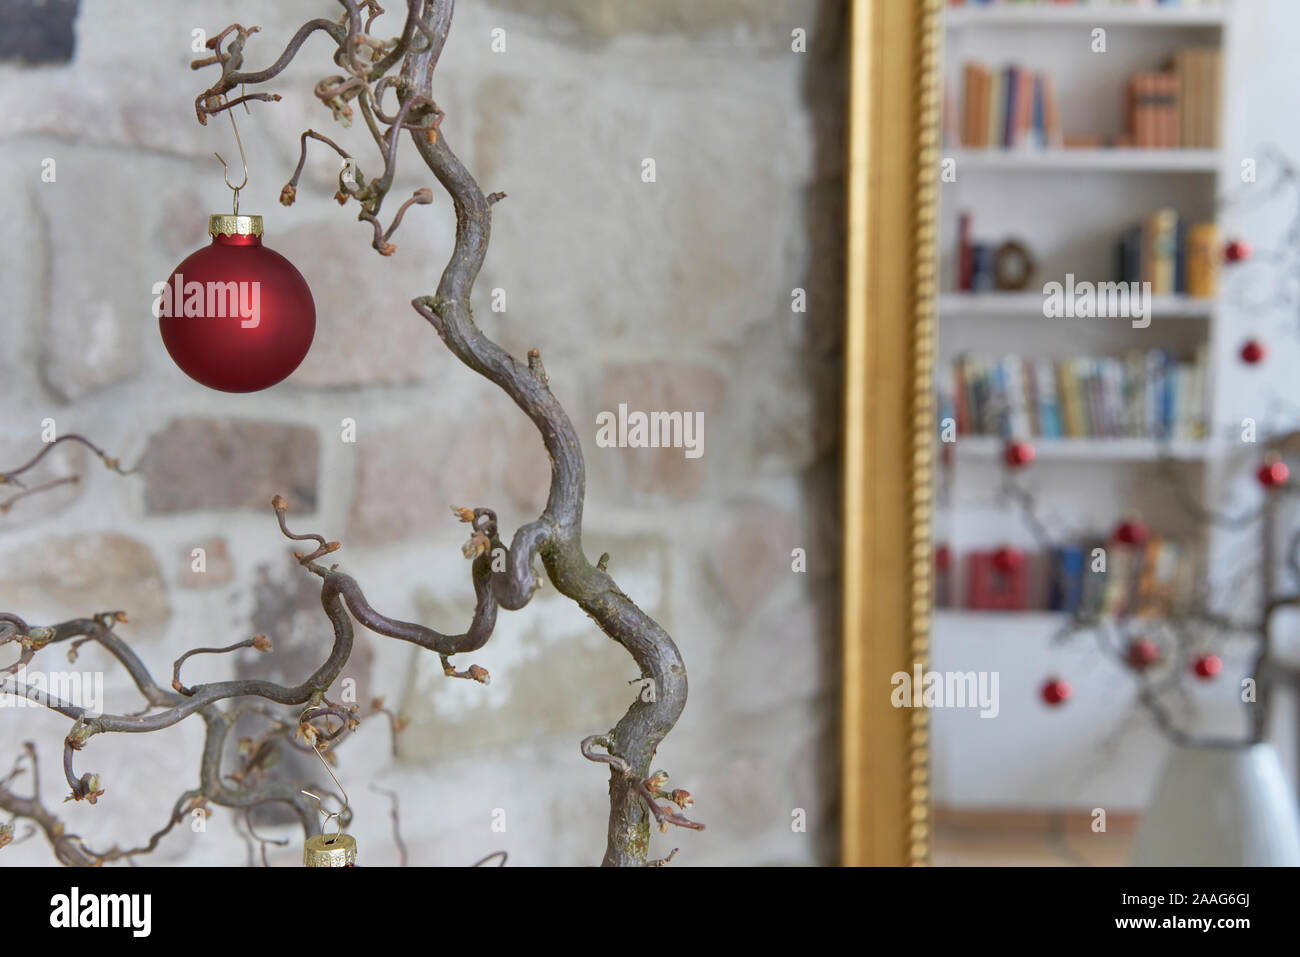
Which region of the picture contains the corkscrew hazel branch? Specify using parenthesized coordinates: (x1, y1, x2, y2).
(5, 0, 701, 867)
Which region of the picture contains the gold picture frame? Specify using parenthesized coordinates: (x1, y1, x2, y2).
(840, 0, 942, 866)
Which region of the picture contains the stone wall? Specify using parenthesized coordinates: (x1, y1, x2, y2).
(0, 0, 845, 866)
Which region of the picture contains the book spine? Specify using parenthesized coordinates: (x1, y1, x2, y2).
(986, 69, 1002, 150)
(1031, 73, 1044, 150)
(958, 211, 972, 291)
(1037, 361, 1061, 439)
(1023, 358, 1040, 437)
(1189, 49, 1204, 148)
(1003, 65, 1018, 149)
(1174, 219, 1187, 295)
(1139, 214, 1152, 286)
(1206, 49, 1221, 148)
(962, 63, 977, 147)
(1187, 222, 1217, 298)
(1042, 73, 1061, 149)
(1130, 74, 1145, 148)
(1152, 208, 1177, 296)
(1176, 50, 1192, 149)
(1015, 68, 1034, 149)
(1124, 224, 1142, 284)
(1142, 73, 1156, 149)
(1167, 70, 1181, 150)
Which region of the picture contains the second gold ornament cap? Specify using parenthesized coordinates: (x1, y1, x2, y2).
(208, 213, 264, 237)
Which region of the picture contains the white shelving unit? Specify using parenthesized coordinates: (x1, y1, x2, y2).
(948, 147, 1220, 172)
(948, 435, 1215, 463)
(938, 291, 1215, 319)
(933, 1, 1233, 811)
(946, 5, 1227, 29)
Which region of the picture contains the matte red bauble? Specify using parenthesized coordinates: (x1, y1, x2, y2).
(1223, 239, 1252, 263)
(992, 545, 1023, 574)
(158, 214, 315, 393)
(1258, 458, 1289, 489)
(1191, 653, 1222, 680)
(1126, 638, 1160, 671)
(1004, 440, 1035, 468)
(1040, 677, 1070, 706)
(1114, 518, 1148, 546)
(1240, 339, 1266, 365)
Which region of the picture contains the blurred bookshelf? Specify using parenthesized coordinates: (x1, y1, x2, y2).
(933, 0, 1232, 740)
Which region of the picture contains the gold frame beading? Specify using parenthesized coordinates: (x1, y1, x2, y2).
(840, 0, 941, 867)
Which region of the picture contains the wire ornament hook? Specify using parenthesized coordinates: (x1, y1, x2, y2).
(213, 88, 250, 215)
(299, 711, 350, 844)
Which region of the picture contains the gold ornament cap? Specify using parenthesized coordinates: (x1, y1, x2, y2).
(303, 832, 356, 867)
(208, 213, 264, 238)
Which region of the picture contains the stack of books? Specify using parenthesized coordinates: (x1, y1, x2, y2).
(1114, 210, 1217, 298)
(958, 62, 1061, 150)
(937, 348, 1209, 440)
(951, 48, 1221, 152)
(1124, 49, 1221, 149)
(958, 537, 1197, 618)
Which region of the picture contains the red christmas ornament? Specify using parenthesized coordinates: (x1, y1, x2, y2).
(1113, 517, 1149, 546)
(1240, 339, 1266, 365)
(1040, 677, 1071, 706)
(1258, 457, 1289, 489)
(992, 545, 1024, 575)
(1004, 440, 1035, 468)
(158, 214, 315, 392)
(1223, 239, 1252, 263)
(1126, 637, 1160, 671)
(1191, 653, 1222, 680)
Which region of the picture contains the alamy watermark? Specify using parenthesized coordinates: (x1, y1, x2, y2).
(1042, 273, 1151, 329)
(595, 404, 703, 459)
(152, 276, 262, 329)
(0, 668, 104, 714)
(891, 665, 999, 718)
(50, 888, 151, 937)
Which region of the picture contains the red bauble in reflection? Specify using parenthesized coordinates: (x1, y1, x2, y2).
(1258, 457, 1289, 489)
(1223, 239, 1252, 263)
(1191, 653, 1222, 680)
(1239, 339, 1266, 365)
(1126, 638, 1160, 671)
(158, 214, 315, 393)
(992, 545, 1024, 575)
(1040, 677, 1071, 706)
(1004, 440, 1035, 468)
(1113, 517, 1149, 546)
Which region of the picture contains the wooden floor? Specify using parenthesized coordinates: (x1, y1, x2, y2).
(932, 807, 1138, 867)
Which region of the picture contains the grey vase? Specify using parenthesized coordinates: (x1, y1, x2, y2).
(1133, 742, 1300, 866)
